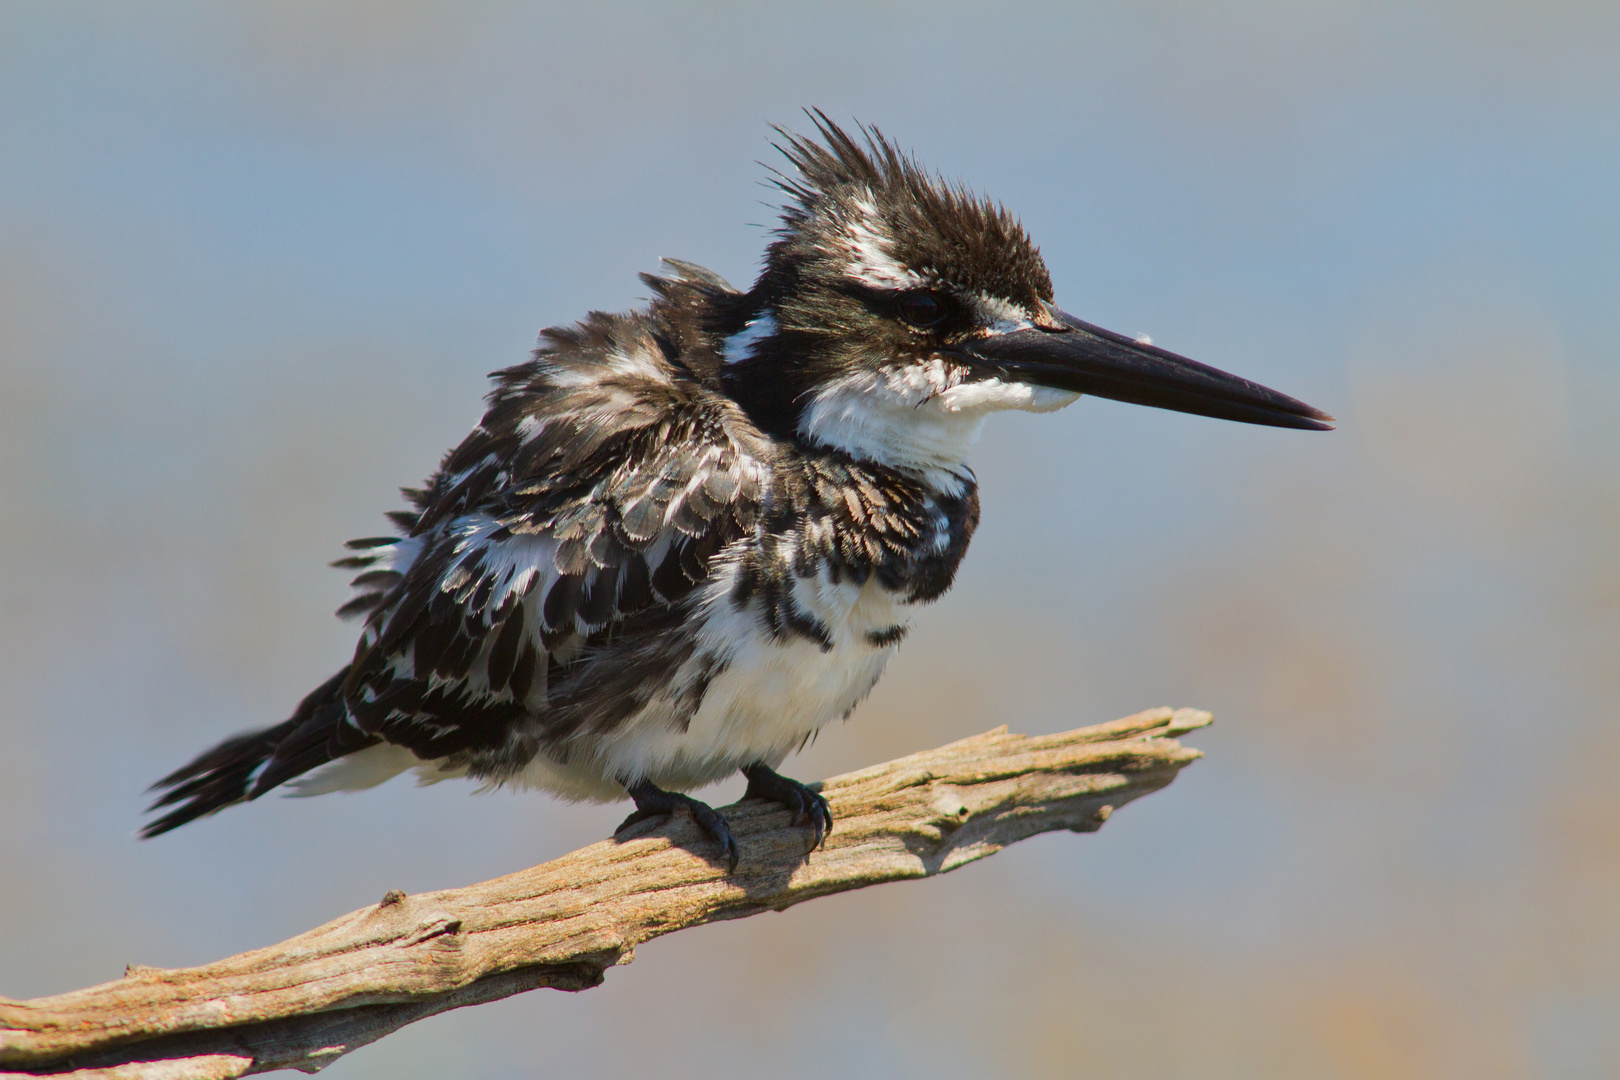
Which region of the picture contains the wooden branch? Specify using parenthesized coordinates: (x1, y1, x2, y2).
(1, 707, 1211, 1079)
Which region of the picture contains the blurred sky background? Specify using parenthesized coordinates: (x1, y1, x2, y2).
(3, 3, 1619, 1077)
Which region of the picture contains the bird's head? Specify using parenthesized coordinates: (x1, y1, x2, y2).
(717, 114, 1332, 473)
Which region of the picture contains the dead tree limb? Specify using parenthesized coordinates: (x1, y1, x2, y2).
(1, 707, 1211, 1079)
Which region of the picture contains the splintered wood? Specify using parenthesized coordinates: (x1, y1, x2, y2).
(1, 708, 1210, 1079)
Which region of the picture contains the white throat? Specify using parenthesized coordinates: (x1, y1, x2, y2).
(797, 357, 1079, 477)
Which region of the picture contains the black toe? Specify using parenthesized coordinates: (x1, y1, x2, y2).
(615, 806, 658, 835)
(742, 763, 833, 851)
(618, 778, 740, 871)
(687, 800, 741, 871)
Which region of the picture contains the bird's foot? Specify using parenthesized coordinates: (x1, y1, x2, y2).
(742, 763, 833, 851)
(616, 778, 740, 871)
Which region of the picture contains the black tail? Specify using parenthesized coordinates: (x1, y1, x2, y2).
(142, 667, 377, 837)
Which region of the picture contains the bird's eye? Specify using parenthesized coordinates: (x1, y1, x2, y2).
(897, 291, 945, 329)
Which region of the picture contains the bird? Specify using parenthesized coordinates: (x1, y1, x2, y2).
(143, 114, 1332, 868)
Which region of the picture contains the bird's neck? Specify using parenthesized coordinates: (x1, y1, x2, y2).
(791, 359, 991, 488)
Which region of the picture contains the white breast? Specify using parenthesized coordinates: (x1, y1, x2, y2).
(516, 555, 907, 800)
(798, 358, 1079, 479)
(298, 540, 916, 804)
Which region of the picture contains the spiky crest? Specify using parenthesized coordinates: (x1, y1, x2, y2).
(764, 111, 1052, 307)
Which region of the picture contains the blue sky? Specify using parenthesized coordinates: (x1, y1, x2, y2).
(4, 4, 1619, 1077)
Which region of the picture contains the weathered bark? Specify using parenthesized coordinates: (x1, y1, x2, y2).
(1, 707, 1211, 1078)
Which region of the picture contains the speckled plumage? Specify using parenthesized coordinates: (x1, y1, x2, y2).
(145, 113, 1329, 857)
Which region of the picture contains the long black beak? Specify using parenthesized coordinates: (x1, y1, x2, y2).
(952, 306, 1334, 430)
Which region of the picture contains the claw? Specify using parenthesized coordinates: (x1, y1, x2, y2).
(617, 778, 740, 871)
(615, 806, 658, 834)
(741, 763, 833, 852)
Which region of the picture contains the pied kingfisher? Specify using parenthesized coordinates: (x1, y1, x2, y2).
(145, 114, 1331, 868)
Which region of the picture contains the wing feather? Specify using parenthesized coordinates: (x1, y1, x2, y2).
(332, 307, 766, 780)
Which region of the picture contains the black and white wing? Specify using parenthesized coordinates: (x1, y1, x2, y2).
(331, 308, 768, 781)
(143, 294, 769, 835)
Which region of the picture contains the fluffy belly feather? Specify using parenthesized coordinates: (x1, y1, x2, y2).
(518, 564, 907, 799)
(564, 632, 894, 796)
(295, 565, 913, 803)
